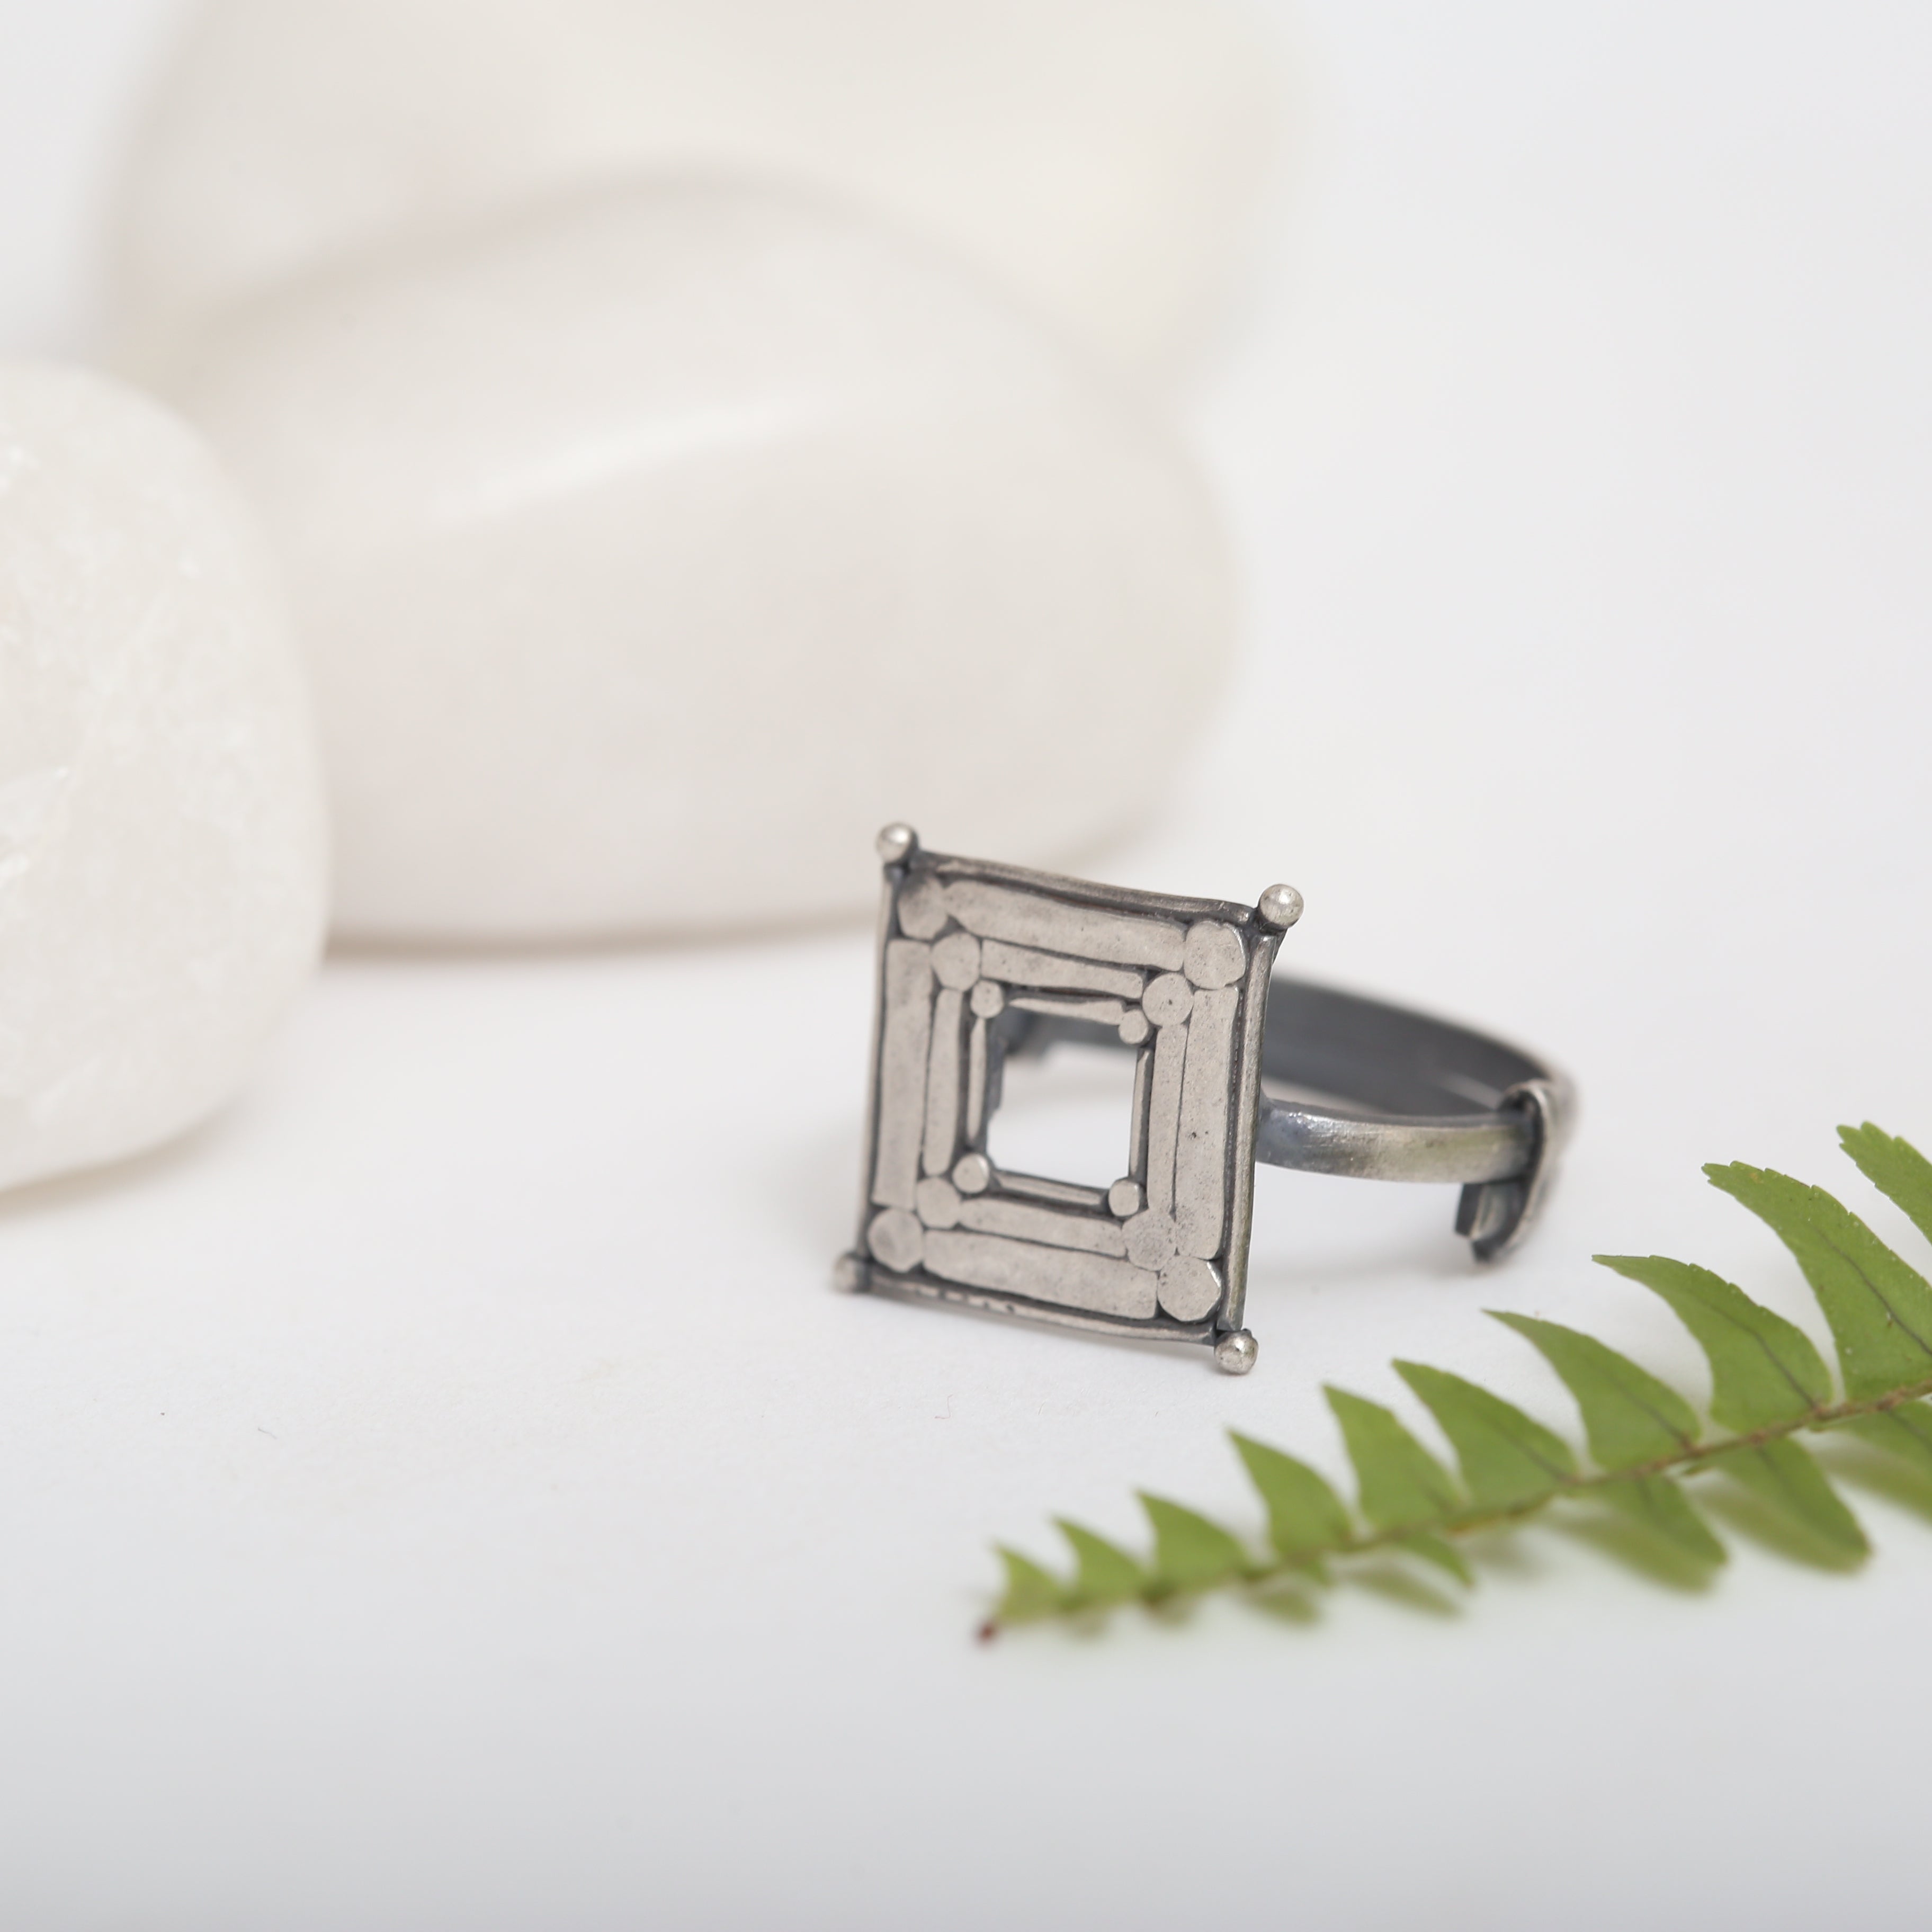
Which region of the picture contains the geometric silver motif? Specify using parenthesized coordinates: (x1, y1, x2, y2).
(846, 830, 1579, 1375)
(851, 834, 1285, 1354)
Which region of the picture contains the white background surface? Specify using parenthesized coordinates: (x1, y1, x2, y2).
(4, 3, 1931, 1926)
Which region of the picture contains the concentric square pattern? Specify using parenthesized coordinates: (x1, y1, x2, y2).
(853, 850, 1283, 1344)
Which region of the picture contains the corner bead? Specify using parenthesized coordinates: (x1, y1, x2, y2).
(1183, 920, 1246, 989)
(867, 1208, 926, 1272)
(952, 1151, 993, 1195)
(1256, 884, 1304, 931)
(1213, 1329, 1259, 1375)
(970, 979, 1007, 1019)
(1143, 973, 1193, 1027)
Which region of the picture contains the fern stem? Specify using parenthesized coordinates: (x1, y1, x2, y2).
(997, 1373, 1932, 1627)
(993, 1127, 1932, 1632)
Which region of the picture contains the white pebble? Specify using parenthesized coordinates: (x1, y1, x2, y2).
(0, 364, 327, 1195)
(110, 0, 1282, 379)
(145, 181, 1233, 943)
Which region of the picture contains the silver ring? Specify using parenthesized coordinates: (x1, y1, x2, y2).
(838, 828, 1573, 1374)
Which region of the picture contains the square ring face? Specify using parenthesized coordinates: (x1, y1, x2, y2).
(851, 848, 1282, 1347)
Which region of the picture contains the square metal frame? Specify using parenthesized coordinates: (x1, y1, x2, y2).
(845, 843, 1284, 1349)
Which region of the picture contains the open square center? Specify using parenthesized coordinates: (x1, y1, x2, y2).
(986, 1039, 1141, 1191)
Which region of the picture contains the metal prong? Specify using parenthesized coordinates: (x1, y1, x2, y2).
(833, 1254, 869, 1294)
(1213, 1329, 1259, 1375)
(877, 822, 919, 865)
(1256, 884, 1304, 931)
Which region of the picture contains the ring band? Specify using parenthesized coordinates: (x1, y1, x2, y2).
(839, 829, 1572, 1373)
(1021, 976, 1567, 1254)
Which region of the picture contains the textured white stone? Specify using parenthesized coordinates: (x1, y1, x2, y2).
(109, 0, 1282, 379)
(145, 181, 1233, 943)
(0, 364, 327, 1194)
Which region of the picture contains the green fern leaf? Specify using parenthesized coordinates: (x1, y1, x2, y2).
(985, 1124, 1932, 1635)
(1704, 1162, 1932, 1400)
(1706, 1439, 1870, 1557)
(995, 1547, 1066, 1623)
(1833, 1401, 1932, 1478)
(1139, 1495, 1250, 1592)
(1393, 1361, 1576, 1508)
(1491, 1312, 1698, 1467)
(1838, 1123, 1932, 1250)
(1056, 1520, 1144, 1607)
(1394, 1533, 1473, 1585)
(1596, 1474, 1728, 1564)
(1326, 1387, 1462, 1529)
(1596, 1254, 1830, 1429)
(1231, 1433, 1353, 1563)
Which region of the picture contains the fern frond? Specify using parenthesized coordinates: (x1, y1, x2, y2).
(986, 1124, 1932, 1633)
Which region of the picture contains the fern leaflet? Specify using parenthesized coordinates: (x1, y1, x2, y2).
(985, 1123, 1932, 1634)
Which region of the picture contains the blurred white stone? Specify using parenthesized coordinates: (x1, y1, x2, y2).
(109, 0, 1283, 379)
(142, 180, 1233, 943)
(0, 364, 327, 1194)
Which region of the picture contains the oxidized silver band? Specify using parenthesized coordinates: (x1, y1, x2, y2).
(839, 828, 1572, 1374)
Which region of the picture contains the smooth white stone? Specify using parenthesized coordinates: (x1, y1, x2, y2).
(144, 182, 1233, 943)
(109, 0, 1282, 379)
(0, 364, 327, 1194)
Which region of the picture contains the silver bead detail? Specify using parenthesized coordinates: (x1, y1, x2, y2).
(876, 822, 919, 865)
(932, 931, 981, 990)
(1257, 884, 1304, 931)
(1142, 973, 1194, 1028)
(915, 1176, 963, 1229)
(952, 1151, 993, 1195)
(970, 980, 1007, 1019)
(867, 1208, 925, 1273)
(1213, 1329, 1259, 1375)
(1124, 1209, 1178, 1269)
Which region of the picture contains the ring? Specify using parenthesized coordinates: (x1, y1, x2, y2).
(837, 827, 1572, 1374)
